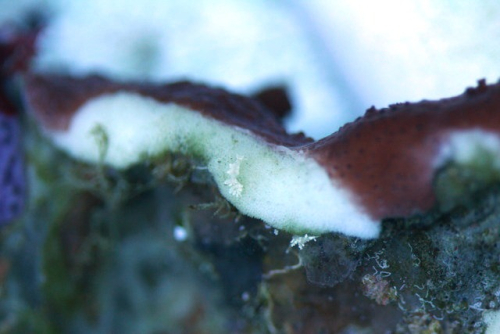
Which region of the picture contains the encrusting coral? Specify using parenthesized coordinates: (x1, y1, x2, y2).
(22, 74, 500, 239)
(6, 69, 500, 334)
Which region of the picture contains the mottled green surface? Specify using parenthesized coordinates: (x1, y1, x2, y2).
(2, 120, 500, 333)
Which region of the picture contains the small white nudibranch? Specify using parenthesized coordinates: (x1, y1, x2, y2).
(290, 234, 317, 250)
(224, 155, 244, 197)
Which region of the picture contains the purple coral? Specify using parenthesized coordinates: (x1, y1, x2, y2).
(0, 110, 24, 225)
(0, 26, 39, 225)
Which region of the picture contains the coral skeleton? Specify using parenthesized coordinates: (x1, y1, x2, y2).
(22, 74, 500, 239)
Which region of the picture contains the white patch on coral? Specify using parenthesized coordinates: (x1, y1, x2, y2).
(484, 309, 500, 334)
(435, 129, 500, 169)
(290, 234, 317, 250)
(48, 92, 379, 239)
(223, 155, 244, 197)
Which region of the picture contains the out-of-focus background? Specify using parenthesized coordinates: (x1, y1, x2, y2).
(2, 0, 499, 138)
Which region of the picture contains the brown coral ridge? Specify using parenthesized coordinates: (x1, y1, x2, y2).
(308, 79, 500, 221)
(23, 73, 500, 228)
(252, 86, 292, 121)
(22, 73, 310, 146)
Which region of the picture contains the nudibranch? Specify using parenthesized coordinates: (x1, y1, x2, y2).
(22, 74, 500, 239)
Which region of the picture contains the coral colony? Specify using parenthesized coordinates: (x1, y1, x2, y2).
(5, 3, 500, 333)
(23, 74, 500, 239)
(19, 72, 500, 333)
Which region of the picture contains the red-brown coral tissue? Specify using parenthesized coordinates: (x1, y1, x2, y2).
(308, 79, 500, 221)
(22, 72, 500, 238)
